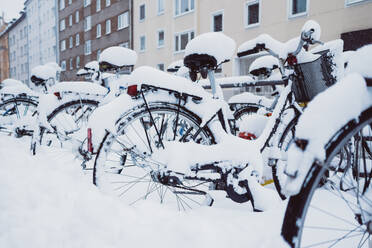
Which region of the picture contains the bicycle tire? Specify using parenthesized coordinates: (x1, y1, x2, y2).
(0, 97, 38, 136)
(93, 101, 216, 211)
(282, 106, 372, 248)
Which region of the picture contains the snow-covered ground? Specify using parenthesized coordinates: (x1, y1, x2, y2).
(0, 135, 286, 248)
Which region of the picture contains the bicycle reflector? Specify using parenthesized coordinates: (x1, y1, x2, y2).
(53, 92, 62, 100)
(127, 85, 138, 97)
(287, 55, 298, 66)
(87, 128, 93, 153)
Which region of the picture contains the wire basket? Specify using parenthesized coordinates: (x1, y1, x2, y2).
(291, 50, 336, 102)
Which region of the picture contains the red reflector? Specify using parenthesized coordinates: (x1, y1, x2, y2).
(287, 55, 298, 66)
(53, 92, 61, 100)
(87, 128, 93, 153)
(127, 85, 138, 97)
(238, 132, 257, 140)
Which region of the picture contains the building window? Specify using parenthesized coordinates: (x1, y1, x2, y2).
(96, 24, 101, 38)
(75, 10, 79, 23)
(85, 40, 91, 55)
(212, 11, 223, 32)
(76, 33, 80, 46)
(140, 35, 146, 51)
(69, 36, 73, 48)
(246, 0, 259, 27)
(61, 40, 66, 51)
(174, 0, 194, 16)
(76, 56, 80, 68)
(96, 0, 101, 11)
(97, 49, 101, 60)
(157, 64, 165, 71)
(346, 0, 368, 5)
(61, 61, 66, 71)
(69, 58, 73, 70)
(84, 0, 91, 7)
(84, 16, 91, 31)
(68, 0, 72, 4)
(289, 0, 307, 17)
(118, 12, 129, 30)
(158, 0, 165, 14)
(106, 0, 110, 7)
(60, 19, 66, 31)
(158, 30, 165, 47)
(69, 15, 73, 26)
(139, 4, 145, 21)
(174, 30, 194, 52)
(60, 0, 65, 10)
(106, 19, 111, 34)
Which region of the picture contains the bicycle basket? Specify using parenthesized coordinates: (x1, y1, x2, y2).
(291, 50, 336, 102)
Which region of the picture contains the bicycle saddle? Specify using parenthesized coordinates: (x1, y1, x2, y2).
(99, 46, 137, 72)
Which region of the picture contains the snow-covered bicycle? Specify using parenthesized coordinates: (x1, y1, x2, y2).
(281, 45, 372, 248)
(89, 20, 339, 210)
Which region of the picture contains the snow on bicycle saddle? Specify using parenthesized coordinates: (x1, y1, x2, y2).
(84, 61, 99, 72)
(30, 65, 57, 85)
(99, 46, 137, 72)
(249, 55, 279, 79)
(184, 32, 236, 71)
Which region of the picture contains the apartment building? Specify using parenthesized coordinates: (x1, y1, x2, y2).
(133, 0, 372, 98)
(7, 13, 30, 86)
(0, 15, 9, 82)
(58, 0, 132, 81)
(25, 0, 59, 80)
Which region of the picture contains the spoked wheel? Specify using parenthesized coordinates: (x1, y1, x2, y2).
(0, 97, 38, 136)
(39, 99, 99, 153)
(232, 105, 260, 134)
(93, 102, 215, 211)
(282, 107, 372, 248)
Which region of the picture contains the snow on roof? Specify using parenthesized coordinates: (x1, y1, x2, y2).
(84, 61, 99, 71)
(185, 32, 236, 65)
(99, 46, 138, 67)
(31, 65, 56, 80)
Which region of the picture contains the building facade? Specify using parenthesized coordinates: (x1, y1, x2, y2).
(0, 15, 9, 83)
(133, 0, 372, 98)
(8, 13, 30, 85)
(25, 0, 59, 81)
(58, 0, 132, 81)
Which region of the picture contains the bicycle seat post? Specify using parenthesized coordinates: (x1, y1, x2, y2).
(207, 69, 221, 99)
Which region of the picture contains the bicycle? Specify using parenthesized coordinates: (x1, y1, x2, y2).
(281, 45, 372, 247)
(89, 20, 339, 210)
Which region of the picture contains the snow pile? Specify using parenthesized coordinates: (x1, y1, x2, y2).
(346, 44, 372, 77)
(167, 59, 183, 72)
(185, 32, 236, 65)
(0, 79, 39, 97)
(1, 78, 24, 88)
(199, 72, 282, 87)
(284, 73, 372, 195)
(238, 113, 269, 137)
(99, 46, 137, 67)
(0, 135, 285, 248)
(51, 81, 108, 96)
(84, 61, 99, 71)
(76, 68, 89, 76)
(45, 62, 62, 73)
(249, 55, 278, 73)
(301, 20, 321, 41)
(228, 92, 274, 108)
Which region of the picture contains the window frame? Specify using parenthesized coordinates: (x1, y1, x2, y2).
(245, 0, 260, 28)
(96, 0, 101, 12)
(174, 0, 195, 17)
(118, 12, 129, 30)
(106, 0, 111, 7)
(140, 35, 146, 52)
(60, 0, 65, 10)
(69, 58, 73, 70)
(84, 0, 91, 7)
(61, 61, 66, 71)
(288, 0, 308, 19)
(75, 10, 79, 23)
(211, 10, 224, 32)
(96, 24, 102, 38)
(157, 63, 165, 71)
(84, 16, 91, 32)
(174, 29, 194, 53)
(69, 36, 73, 48)
(60, 19, 66, 31)
(157, 0, 165, 15)
(69, 14, 73, 26)
(85, 40, 92, 55)
(157, 29, 165, 48)
(139, 4, 146, 22)
(61, 40, 66, 51)
(345, 0, 368, 6)
(105, 19, 111, 34)
(76, 56, 80, 68)
(75, 33, 80, 46)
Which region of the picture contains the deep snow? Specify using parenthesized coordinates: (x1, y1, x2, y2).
(0, 135, 286, 248)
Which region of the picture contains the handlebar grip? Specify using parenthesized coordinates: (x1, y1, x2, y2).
(237, 44, 266, 57)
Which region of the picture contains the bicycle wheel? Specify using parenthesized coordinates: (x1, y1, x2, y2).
(282, 106, 372, 248)
(39, 99, 99, 152)
(272, 114, 299, 200)
(93, 102, 215, 211)
(0, 97, 38, 136)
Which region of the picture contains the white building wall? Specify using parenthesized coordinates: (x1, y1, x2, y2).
(25, 0, 58, 77)
(8, 15, 30, 86)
